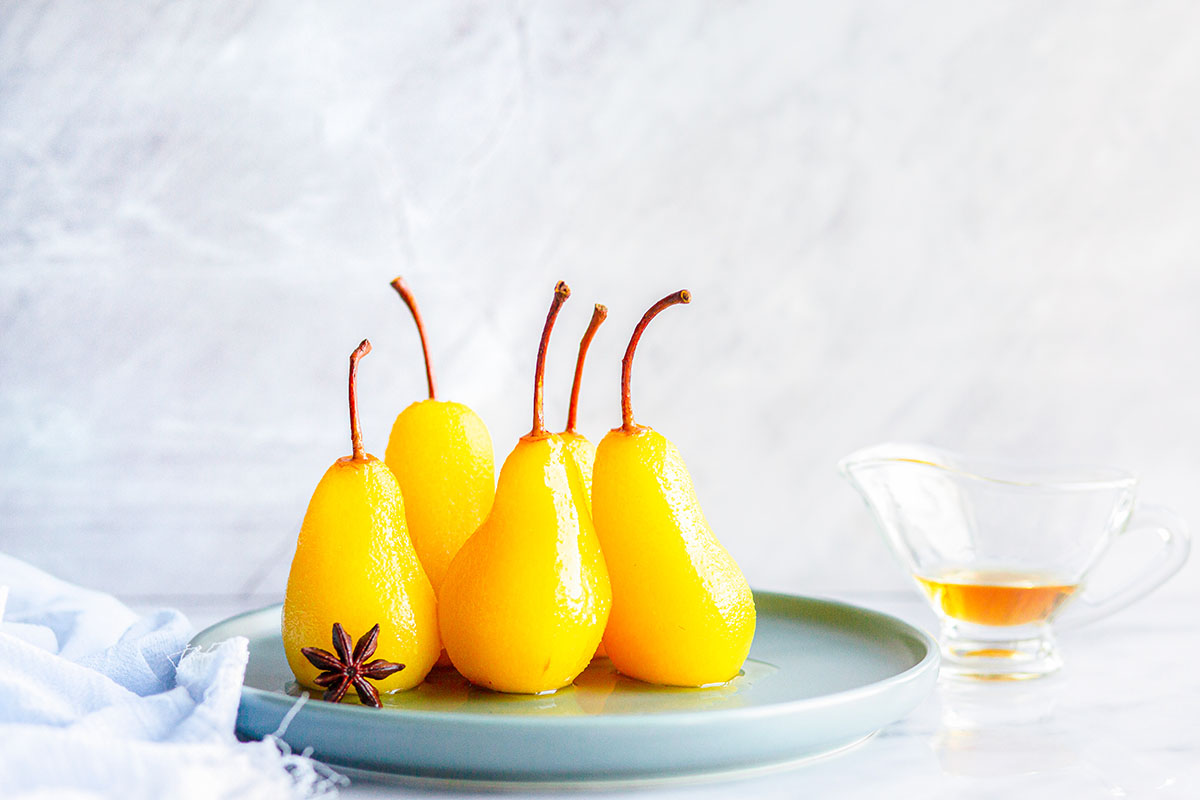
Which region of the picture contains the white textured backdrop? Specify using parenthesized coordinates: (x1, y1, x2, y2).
(2, 1, 1197, 613)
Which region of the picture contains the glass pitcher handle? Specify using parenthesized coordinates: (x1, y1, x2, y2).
(1057, 504, 1190, 629)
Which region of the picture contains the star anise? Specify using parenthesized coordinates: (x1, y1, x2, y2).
(300, 622, 405, 708)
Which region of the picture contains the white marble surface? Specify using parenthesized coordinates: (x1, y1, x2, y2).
(174, 589, 1200, 799)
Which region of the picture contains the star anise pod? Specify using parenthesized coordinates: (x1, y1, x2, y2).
(300, 622, 405, 708)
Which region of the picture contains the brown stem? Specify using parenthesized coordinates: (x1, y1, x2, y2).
(621, 290, 690, 432)
(349, 339, 372, 460)
(565, 304, 608, 433)
(390, 277, 437, 400)
(530, 281, 571, 437)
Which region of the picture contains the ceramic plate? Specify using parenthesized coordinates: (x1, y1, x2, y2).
(191, 592, 938, 783)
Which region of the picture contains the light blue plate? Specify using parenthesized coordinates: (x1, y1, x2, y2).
(191, 592, 937, 783)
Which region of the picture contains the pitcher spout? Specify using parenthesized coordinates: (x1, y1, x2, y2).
(838, 443, 980, 573)
(838, 443, 962, 488)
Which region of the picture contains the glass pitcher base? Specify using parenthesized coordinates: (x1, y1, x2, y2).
(939, 624, 1063, 681)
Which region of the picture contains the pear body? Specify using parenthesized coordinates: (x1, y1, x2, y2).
(592, 426, 755, 686)
(283, 455, 440, 692)
(559, 428, 608, 659)
(438, 434, 611, 694)
(558, 430, 596, 510)
(384, 399, 494, 595)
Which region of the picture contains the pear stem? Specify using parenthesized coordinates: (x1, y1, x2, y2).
(531, 281, 571, 437)
(565, 303, 608, 433)
(390, 276, 437, 400)
(349, 339, 372, 460)
(621, 290, 690, 432)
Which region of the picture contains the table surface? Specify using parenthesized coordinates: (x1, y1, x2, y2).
(174, 588, 1199, 800)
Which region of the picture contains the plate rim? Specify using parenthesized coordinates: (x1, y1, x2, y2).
(191, 590, 940, 727)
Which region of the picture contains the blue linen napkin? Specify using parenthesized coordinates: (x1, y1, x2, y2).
(0, 554, 341, 799)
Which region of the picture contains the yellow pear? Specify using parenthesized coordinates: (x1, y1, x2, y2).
(438, 282, 611, 694)
(383, 277, 495, 596)
(282, 340, 440, 695)
(592, 291, 755, 687)
(557, 302, 608, 506)
(554, 303, 609, 660)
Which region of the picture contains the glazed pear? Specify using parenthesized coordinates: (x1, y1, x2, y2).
(282, 340, 440, 694)
(557, 303, 610, 661)
(592, 291, 756, 687)
(557, 303, 608, 505)
(439, 282, 611, 694)
(383, 277, 495, 595)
